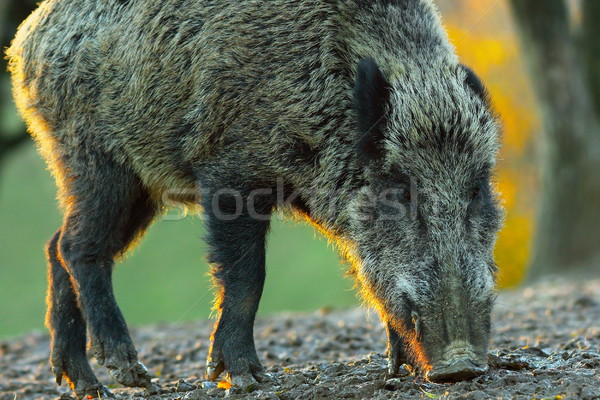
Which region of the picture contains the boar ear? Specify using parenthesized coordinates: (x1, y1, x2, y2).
(459, 64, 490, 103)
(354, 57, 391, 162)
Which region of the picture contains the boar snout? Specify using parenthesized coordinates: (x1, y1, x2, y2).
(426, 340, 488, 382)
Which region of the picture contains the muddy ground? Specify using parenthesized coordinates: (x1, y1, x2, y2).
(1, 276, 599, 400)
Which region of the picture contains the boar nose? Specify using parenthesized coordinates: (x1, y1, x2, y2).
(426, 359, 488, 382)
(426, 340, 488, 382)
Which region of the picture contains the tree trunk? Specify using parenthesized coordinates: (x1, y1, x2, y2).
(581, 0, 600, 116)
(509, 0, 600, 279)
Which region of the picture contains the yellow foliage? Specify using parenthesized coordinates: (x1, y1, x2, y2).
(445, 1, 541, 287)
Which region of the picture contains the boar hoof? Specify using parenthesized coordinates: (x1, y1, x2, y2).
(253, 370, 279, 385)
(207, 358, 274, 391)
(230, 374, 258, 392)
(50, 343, 111, 399)
(386, 361, 411, 379)
(207, 343, 274, 388)
(387, 352, 411, 378)
(74, 383, 114, 399)
(224, 370, 276, 392)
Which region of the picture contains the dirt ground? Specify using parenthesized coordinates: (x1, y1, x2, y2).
(1, 276, 599, 400)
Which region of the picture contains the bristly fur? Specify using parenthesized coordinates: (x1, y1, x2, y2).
(8, 0, 503, 393)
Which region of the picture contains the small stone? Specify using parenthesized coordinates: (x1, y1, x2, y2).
(581, 385, 598, 400)
(175, 378, 197, 392)
(202, 381, 218, 390)
(206, 387, 222, 396)
(183, 389, 210, 400)
(465, 390, 489, 400)
(384, 378, 404, 391)
(572, 295, 597, 309)
(520, 346, 550, 357)
(145, 382, 161, 395)
(281, 374, 309, 389)
(312, 384, 331, 397)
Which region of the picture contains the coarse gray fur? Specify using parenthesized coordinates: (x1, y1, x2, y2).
(8, 0, 503, 396)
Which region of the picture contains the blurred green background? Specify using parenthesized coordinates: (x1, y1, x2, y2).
(0, 141, 358, 338)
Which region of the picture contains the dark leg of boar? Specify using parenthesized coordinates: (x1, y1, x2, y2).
(203, 188, 273, 388)
(386, 322, 409, 376)
(51, 152, 157, 397)
(46, 230, 112, 399)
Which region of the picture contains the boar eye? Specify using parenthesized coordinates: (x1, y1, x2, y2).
(399, 187, 411, 202)
(470, 186, 481, 201)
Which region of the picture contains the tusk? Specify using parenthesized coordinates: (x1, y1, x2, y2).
(411, 311, 421, 338)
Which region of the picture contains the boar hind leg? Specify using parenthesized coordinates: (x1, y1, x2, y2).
(57, 154, 157, 395)
(46, 230, 113, 399)
(204, 189, 273, 388)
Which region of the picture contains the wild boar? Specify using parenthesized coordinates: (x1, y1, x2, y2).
(8, 0, 503, 397)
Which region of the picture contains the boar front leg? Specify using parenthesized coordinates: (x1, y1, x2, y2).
(386, 321, 410, 376)
(203, 187, 273, 389)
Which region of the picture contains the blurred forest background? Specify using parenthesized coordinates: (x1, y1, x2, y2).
(1, 0, 598, 339)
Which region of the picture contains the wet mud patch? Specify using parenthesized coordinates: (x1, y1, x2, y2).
(1, 277, 599, 400)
